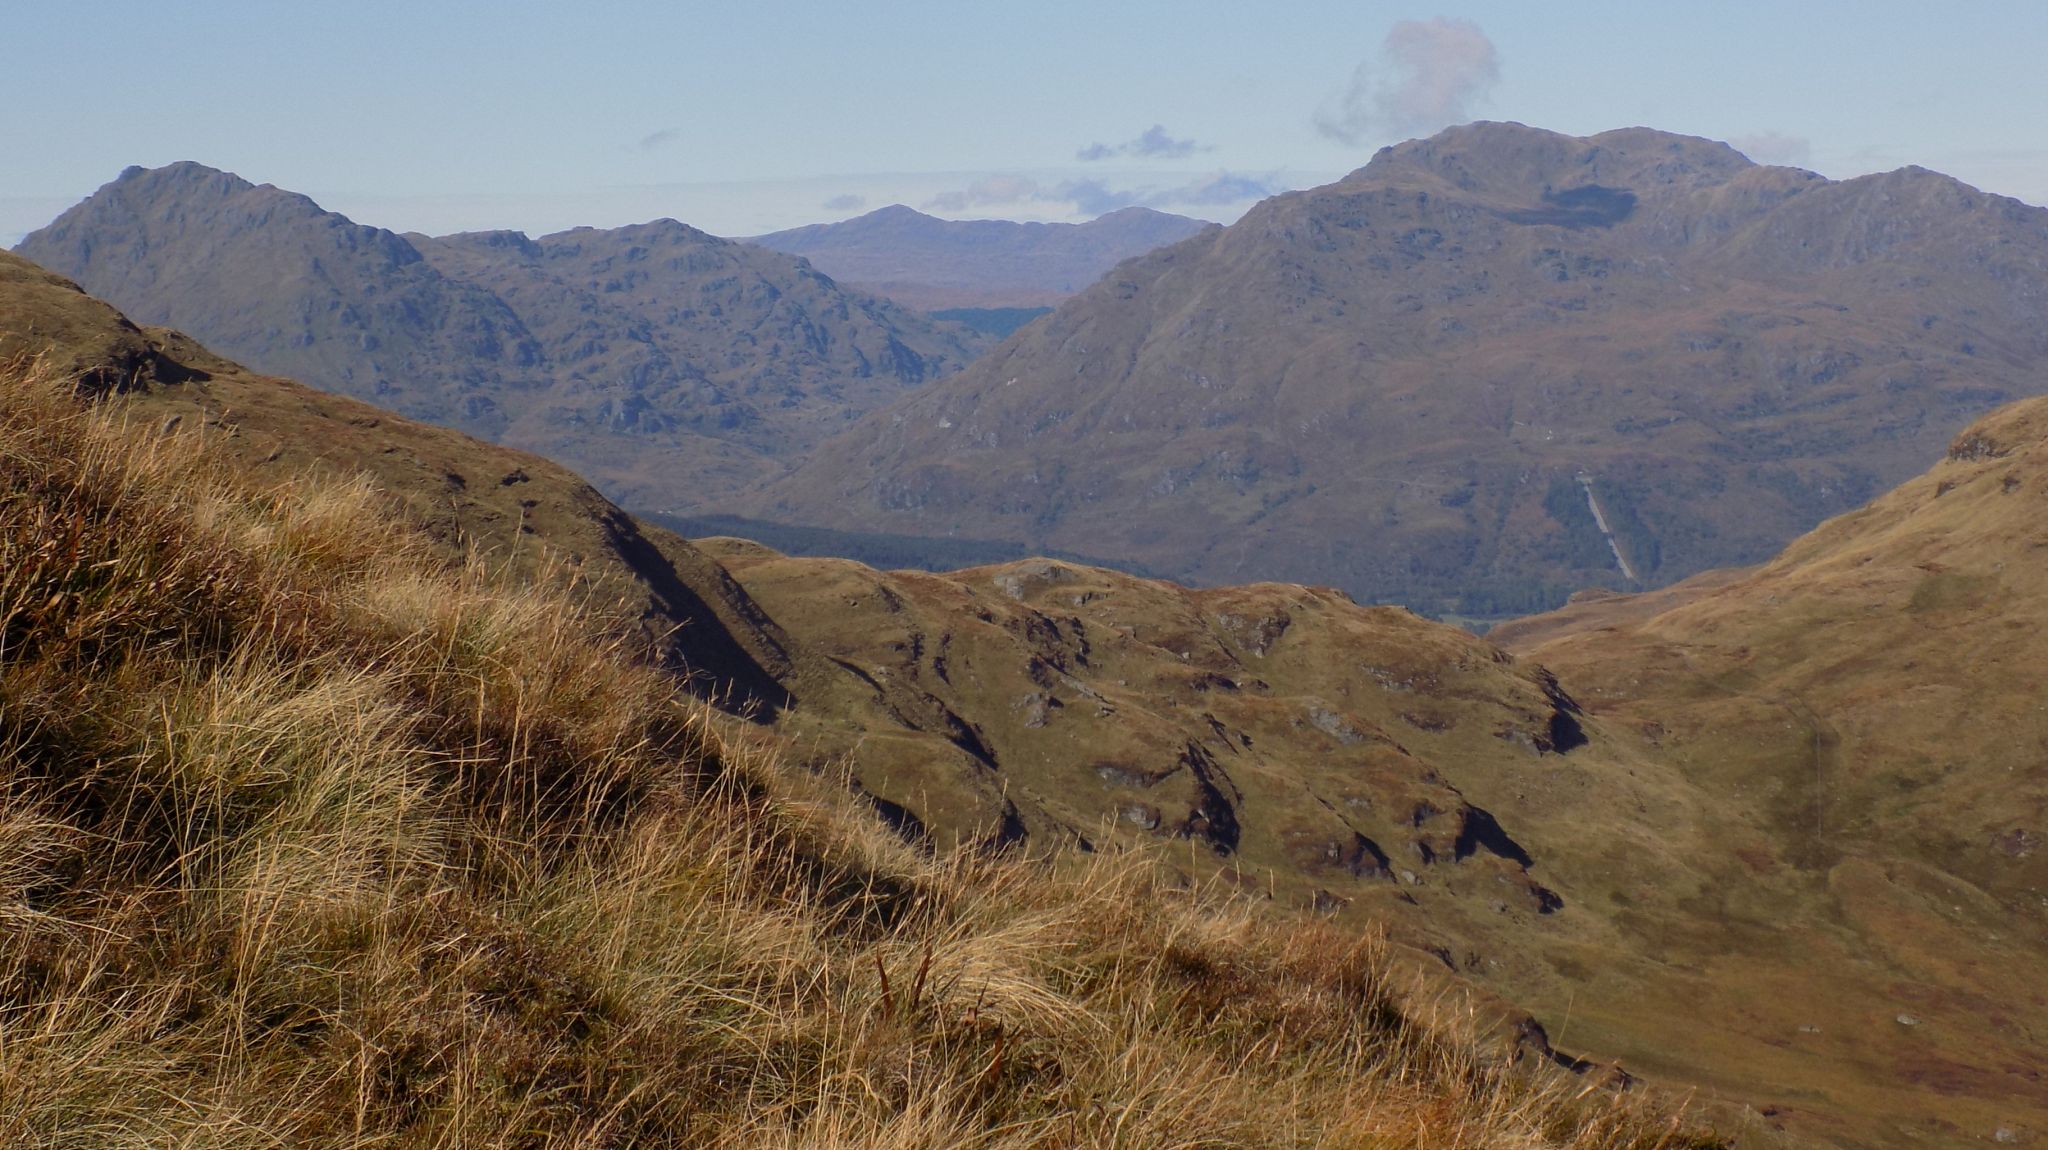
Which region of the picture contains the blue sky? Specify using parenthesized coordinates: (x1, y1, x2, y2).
(5, 1, 2047, 244)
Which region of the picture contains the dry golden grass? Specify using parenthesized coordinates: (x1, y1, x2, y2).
(0, 355, 1722, 1148)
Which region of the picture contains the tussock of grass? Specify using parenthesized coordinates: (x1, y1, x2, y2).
(0, 356, 1720, 1148)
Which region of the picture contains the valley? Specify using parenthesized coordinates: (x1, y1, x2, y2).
(8, 35, 2048, 1138)
(7, 230, 2046, 1146)
(31, 127, 2048, 624)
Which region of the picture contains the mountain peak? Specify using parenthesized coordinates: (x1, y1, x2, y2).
(100, 161, 266, 207)
(419, 228, 543, 259)
(1089, 205, 1173, 222)
(1355, 121, 1753, 199)
(16, 164, 988, 516)
(75, 160, 345, 238)
(610, 216, 723, 244)
(116, 159, 253, 189)
(862, 204, 932, 224)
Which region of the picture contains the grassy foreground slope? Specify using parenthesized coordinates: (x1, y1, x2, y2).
(0, 286, 1704, 1143)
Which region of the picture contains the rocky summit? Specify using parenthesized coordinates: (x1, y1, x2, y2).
(744, 122, 2048, 617)
(15, 162, 989, 514)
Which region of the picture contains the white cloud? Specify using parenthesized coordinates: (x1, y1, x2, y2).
(1078, 125, 1209, 162)
(1315, 18, 1500, 146)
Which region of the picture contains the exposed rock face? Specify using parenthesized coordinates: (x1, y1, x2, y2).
(748, 203, 1213, 309)
(748, 122, 2048, 615)
(15, 163, 989, 512)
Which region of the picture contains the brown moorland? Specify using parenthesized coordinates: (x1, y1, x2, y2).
(15, 248, 2048, 1147)
(1505, 397, 2048, 1147)
(705, 457, 2048, 1149)
(0, 254, 1717, 1148)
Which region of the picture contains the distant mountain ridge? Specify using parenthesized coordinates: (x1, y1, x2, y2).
(748, 203, 1213, 309)
(745, 122, 2048, 615)
(15, 162, 990, 512)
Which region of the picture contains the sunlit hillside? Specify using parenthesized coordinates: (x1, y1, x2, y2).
(0, 352, 1707, 1148)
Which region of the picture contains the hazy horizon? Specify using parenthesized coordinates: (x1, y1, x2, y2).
(8, 2, 2048, 245)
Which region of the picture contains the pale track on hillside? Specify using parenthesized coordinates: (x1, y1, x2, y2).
(1575, 472, 1639, 584)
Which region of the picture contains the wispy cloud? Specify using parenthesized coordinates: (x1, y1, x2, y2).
(1728, 131, 1813, 167)
(1174, 173, 1278, 206)
(1315, 18, 1500, 146)
(1054, 179, 1134, 216)
(637, 128, 680, 151)
(821, 192, 866, 212)
(1077, 124, 1209, 162)
(922, 171, 1283, 217)
(924, 174, 1046, 213)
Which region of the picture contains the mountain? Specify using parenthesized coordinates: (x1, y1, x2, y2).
(744, 123, 2048, 617)
(14, 162, 989, 512)
(399, 219, 987, 507)
(13, 162, 542, 431)
(747, 203, 1213, 310)
(2, 258, 1698, 1150)
(0, 247, 1586, 940)
(13, 244, 2048, 1145)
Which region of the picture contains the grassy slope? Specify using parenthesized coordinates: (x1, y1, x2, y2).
(0, 358, 1710, 1141)
(0, 248, 798, 715)
(703, 459, 2048, 1147)
(1506, 404, 2048, 1147)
